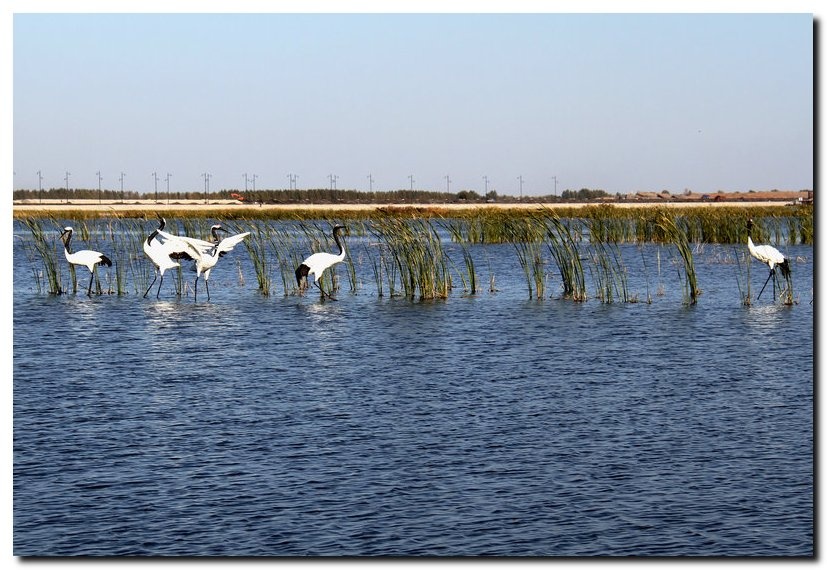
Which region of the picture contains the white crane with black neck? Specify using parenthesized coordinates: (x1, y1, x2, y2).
(59, 226, 112, 296)
(746, 218, 791, 301)
(296, 225, 347, 300)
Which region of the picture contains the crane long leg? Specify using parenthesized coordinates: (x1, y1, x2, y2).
(156, 274, 164, 299)
(194, 277, 199, 301)
(143, 272, 158, 298)
(205, 279, 210, 301)
(314, 280, 336, 301)
(87, 270, 95, 296)
(757, 269, 774, 301)
(314, 280, 326, 299)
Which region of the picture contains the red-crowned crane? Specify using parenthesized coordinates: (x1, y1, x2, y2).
(295, 225, 347, 300)
(190, 226, 250, 301)
(746, 218, 791, 301)
(59, 227, 112, 296)
(152, 217, 249, 301)
(142, 217, 201, 298)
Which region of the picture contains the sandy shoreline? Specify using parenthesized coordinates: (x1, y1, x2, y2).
(11, 199, 803, 214)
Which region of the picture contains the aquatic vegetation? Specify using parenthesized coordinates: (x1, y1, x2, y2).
(543, 214, 587, 301)
(443, 219, 478, 295)
(655, 215, 699, 305)
(370, 217, 452, 300)
(587, 233, 630, 303)
(14, 206, 811, 305)
(18, 217, 64, 294)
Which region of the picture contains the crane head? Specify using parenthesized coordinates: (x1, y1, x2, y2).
(59, 227, 73, 245)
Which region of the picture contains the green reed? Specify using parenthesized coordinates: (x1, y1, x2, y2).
(656, 215, 699, 305)
(638, 246, 653, 304)
(19, 218, 64, 294)
(363, 242, 385, 297)
(242, 221, 275, 295)
(542, 214, 587, 301)
(497, 215, 546, 299)
(15, 206, 812, 303)
(443, 219, 478, 295)
(586, 232, 630, 303)
(371, 217, 452, 300)
(733, 247, 752, 306)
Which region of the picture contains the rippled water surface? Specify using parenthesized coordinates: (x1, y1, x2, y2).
(13, 232, 813, 556)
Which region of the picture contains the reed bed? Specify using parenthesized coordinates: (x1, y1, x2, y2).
(369, 217, 453, 300)
(14, 207, 811, 305)
(542, 214, 587, 301)
(18, 218, 64, 294)
(442, 219, 478, 295)
(655, 215, 700, 305)
(586, 232, 631, 303)
(15, 204, 812, 242)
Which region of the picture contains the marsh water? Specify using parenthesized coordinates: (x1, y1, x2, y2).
(13, 222, 813, 556)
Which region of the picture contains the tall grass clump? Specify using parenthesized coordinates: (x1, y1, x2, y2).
(542, 213, 587, 301)
(443, 219, 478, 295)
(370, 217, 452, 300)
(113, 218, 153, 296)
(656, 215, 700, 305)
(241, 220, 276, 296)
(498, 216, 546, 299)
(586, 228, 630, 303)
(19, 218, 64, 294)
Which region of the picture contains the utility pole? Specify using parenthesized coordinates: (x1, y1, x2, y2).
(37, 170, 43, 203)
(152, 171, 159, 202)
(202, 172, 211, 204)
(329, 174, 338, 202)
(552, 176, 558, 196)
(483, 175, 489, 196)
(166, 173, 172, 205)
(251, 174, 257, 192)
(518, 175, 524, 200)
(367, 174, 374, 192)
(243, 173, 249, 193)
(64, 171, 70, 203)
(97, 171, 103, 203)
(119, 172, 125, 203)
(408, 175, 414, 191)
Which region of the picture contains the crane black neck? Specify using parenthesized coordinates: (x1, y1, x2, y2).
(333, 227, 345, 254)
(61, 230, 73, 252)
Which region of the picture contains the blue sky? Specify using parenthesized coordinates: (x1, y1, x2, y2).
(10, 9, 815, 197)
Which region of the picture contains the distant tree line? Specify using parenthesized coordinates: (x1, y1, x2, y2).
(560, 188, 611, 200)
(12, 186, 611, 204)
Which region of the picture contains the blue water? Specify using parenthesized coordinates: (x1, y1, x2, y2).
(13, 228, 813, 556)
